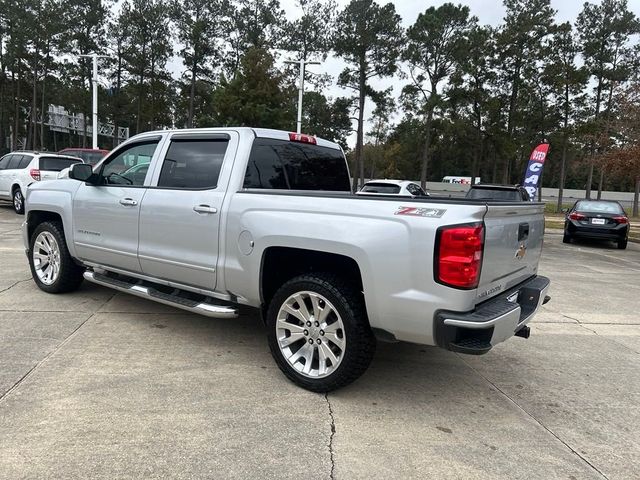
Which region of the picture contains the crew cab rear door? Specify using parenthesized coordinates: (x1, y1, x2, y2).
(137, 131, 238, 291)
(476, 202, 545, 303)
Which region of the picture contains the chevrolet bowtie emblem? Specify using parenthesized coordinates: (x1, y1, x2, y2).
(515, 242, 527, 260)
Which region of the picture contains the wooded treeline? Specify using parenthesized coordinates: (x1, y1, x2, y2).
(1, 0, 640, 206)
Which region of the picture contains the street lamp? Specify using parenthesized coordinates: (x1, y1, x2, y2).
(284, 59, 321, 134)
(79, 54, 110, 149)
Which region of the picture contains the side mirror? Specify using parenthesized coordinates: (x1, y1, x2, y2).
(69, 163, 95, 183)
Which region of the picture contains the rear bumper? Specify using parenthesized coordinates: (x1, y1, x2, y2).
(434, 275, 550, 355)
(566, 221, 628, 240)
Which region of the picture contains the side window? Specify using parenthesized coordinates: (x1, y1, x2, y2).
(7, 155, 23, 169)
(18, 155, 33, 169)
(99, 141, 159, 186)
(157, 139, 228, 189)
(414, 185, 427, 196)
(244, 138, 351, 191)
(0, 155, 11, 170)
(406, 184, 418, 195)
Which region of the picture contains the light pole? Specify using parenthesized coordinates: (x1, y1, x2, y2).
(79, 54, 109, 149)
(284, 59, 321, 134)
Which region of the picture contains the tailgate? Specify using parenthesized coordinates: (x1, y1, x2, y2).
(477, 203, 545, 303)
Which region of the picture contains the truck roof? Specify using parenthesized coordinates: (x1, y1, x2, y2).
(131, 127, 342, 151)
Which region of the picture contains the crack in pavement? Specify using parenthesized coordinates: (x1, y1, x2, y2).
(456, 354, 610, 480)
(0, 292, 116, 405)
(554, 315, 640, 355)
(0, 278, 32, 295)
(324, 393, 336, 480)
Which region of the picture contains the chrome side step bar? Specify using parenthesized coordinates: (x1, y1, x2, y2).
(83, 271, 238, 319)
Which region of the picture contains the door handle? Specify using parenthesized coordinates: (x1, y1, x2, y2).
(193, 204, 218, 214)
(119, 198, 138, 206)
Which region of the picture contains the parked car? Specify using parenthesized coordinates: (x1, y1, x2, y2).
(465, 184, 530, 201)
(0, 151, 83, 214)
(58, 148, 109, 165)
(23, 127, 549, 392)
(563, 199, 630, 249)
(357, 179, 429, 197)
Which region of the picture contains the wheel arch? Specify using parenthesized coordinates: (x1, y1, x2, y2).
(259, 247, 364, 318)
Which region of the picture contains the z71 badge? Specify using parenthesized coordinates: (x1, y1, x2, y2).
(395, 206, 446, 218)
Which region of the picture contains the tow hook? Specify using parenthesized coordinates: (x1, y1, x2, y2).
(515, 325, 531, 339)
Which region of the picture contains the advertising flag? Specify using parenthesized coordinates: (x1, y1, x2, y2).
(522, 143, 549, 201)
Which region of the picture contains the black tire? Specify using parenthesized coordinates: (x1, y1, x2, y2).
(266, 273, 376, 392)
(618, 239, 627, 250)
(562, 232, 572, 244)
(12, 188, 24, 215)
(28, 221, 84, 293)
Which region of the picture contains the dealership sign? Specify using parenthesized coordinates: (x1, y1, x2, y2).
(523, 143, 549, 201)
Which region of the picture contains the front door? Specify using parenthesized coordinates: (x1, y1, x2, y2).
(138, 132, 234, 291)
(72, 138, 162, 273)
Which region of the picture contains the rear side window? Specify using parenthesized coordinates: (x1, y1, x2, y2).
(18, 155, 33, 168)
(158, 139, 228, 189)
(7, 155, 22, 169)
(466, 188, 520, 201)
(244, 138, 350, 191)
(0, 155, 12, 169)
(39, 157, 82, 171)
(361, 183, 401, 194)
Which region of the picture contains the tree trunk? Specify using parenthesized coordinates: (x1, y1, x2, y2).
(30, 58, 38, 150)
(352, 59, 366, 192)
(597, 169, 604, 200)
(633, 176, 639, 218)
(13, 68, 21, 150)
(557, 137, 568, 213)
(188, 52, 198, 128)
(419, 108, 434, 190)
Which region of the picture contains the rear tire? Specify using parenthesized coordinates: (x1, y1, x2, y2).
(562, 232, 572, 244)
(28, 221, 84, 293)
(12, 188, 24, 215)
(266, 273, 376, 392)
(618, 239, 627, 250)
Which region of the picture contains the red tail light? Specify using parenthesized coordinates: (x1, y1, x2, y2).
(435, 224, 484, 289)
(289, 132, 317, 144)
(613, 215, 628, 224)
(569, 212, 586, 221)
(30, 169, 41, 181)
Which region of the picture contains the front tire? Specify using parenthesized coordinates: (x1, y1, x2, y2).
(28, 221, 84, 293)
(266, 273, 376, 392)
(12, 188, 24, 215)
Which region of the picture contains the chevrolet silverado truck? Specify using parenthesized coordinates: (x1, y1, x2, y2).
(22, 128, 550, 392)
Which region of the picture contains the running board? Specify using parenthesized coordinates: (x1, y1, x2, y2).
(83, 271, 238, 319)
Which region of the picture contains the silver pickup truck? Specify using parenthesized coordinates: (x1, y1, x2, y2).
(22, 128, 550, 392)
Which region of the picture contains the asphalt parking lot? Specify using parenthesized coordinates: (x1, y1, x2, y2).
(0, 204, 639, 480)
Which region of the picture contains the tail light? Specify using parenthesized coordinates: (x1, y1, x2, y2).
(569, 212, 586, 221)
(613, 215, 628, 224)
(29, 169, 41, 181)
(289, 132, 317, 144)
(435, 223, 484, 289)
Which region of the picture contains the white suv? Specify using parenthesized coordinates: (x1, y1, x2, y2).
(0, 151, 83, 214)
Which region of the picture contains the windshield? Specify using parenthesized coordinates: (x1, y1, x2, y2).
(360, 183, 401, 194)
(575, 201, 623, 214)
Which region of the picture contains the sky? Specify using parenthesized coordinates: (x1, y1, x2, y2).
(163, 0, 640, 146)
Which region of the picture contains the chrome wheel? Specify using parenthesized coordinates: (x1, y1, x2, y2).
(32, 231, 61, 285)
(276, 291, 346, 378)
(13, 190, 23, 212)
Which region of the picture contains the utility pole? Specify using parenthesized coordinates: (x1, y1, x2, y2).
(284, 59, 321, 134)
(79, 54, 109, 149)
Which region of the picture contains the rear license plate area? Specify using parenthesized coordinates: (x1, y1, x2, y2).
(591, 218, 605, 225)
